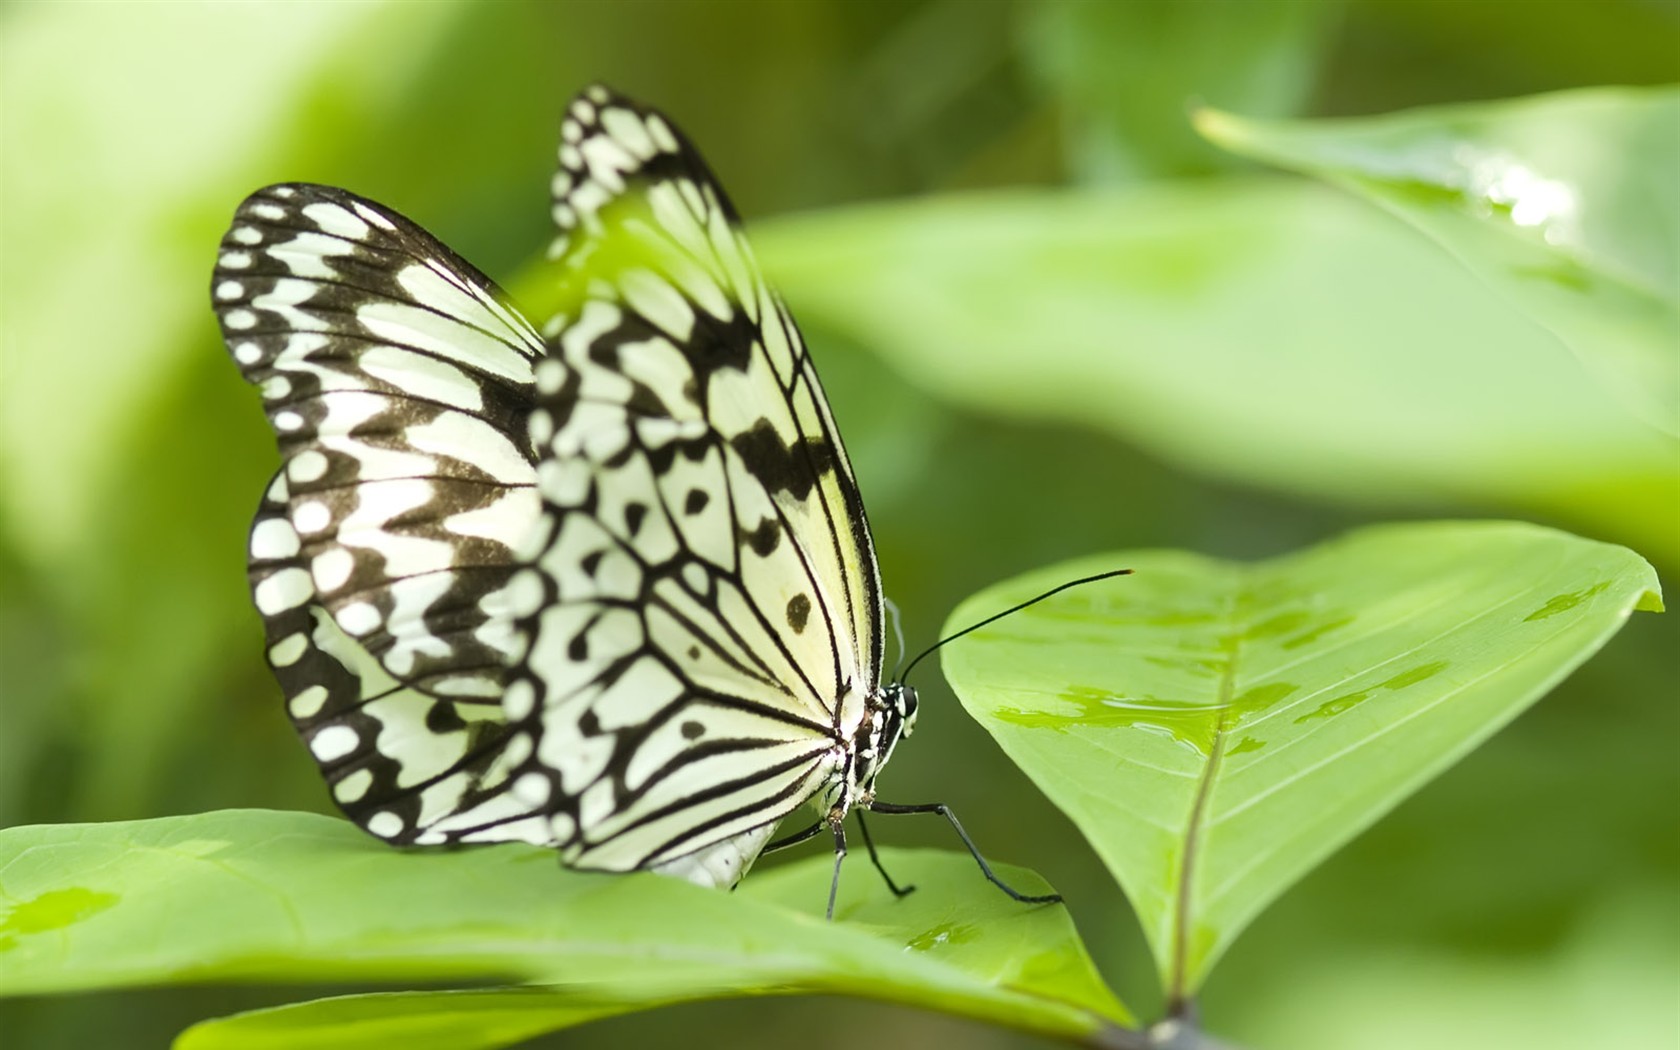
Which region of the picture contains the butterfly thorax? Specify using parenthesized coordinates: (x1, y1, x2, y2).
(822, 682, 918, 819)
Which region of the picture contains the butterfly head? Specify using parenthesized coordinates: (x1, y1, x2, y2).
(889, 682, 919, 740)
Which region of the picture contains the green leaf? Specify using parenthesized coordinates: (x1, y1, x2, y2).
(174, 991, 653, 1050)
(0, 811, 1131, 1044)
(756, 181, 1680, 567)
(941, 521, 1661, 998)
(1021, 0, 1337, 181)
(1195, 88, 1680, 437)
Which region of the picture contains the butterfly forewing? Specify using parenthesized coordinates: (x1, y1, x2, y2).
(499, 87, 885, 875)
(213, 183, 545, 703)
(214, 184, 554, 847)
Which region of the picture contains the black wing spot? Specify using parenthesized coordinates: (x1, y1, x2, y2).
(742, 518, 780, 557)
(687, 644, 701, 660)
(680, 720, 705, 740)
(684, 488, 710, 516)
(568, 632, 589, 660)
(624, 501, 647, 537)
(581, 550, 605, 577)
(424, 701, 467, 734)
(786, 594, 811, 634)
(730, 417, 834, 502)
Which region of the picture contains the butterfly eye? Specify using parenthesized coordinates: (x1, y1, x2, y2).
(898, 686, 919, 734)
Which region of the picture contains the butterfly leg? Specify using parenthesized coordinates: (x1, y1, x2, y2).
(867, 801, 1062, 906)
(854, 809, 915, 898)
(825, 817, 847, 921)
(763, 819, 825, 854)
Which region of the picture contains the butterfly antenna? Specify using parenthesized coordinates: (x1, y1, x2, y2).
(884, 596, 909, 680)
(898, 569, 1134, 686)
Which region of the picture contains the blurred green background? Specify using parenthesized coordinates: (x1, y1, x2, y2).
(1, 1, 1675, 1048)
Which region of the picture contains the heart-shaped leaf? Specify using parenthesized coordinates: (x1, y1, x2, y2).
(942, 521, 1660, 999)
(1196, 88, 1680, 437)
(0, 810, 1130, 1046)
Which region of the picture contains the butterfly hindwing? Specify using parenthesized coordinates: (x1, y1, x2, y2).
(246, 472, 551, 846)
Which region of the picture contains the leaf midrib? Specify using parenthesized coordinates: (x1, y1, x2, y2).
(1167, 579, 1243, 1007)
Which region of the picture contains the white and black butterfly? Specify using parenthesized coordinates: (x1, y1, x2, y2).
(212, 84, 1059, 916)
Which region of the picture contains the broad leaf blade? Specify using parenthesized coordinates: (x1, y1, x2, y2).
(943, 521, 1661, 997)
(176, 847, 1129, 1050)
(757, 181, 1680, 566)
(0, 811, 1130, 1042)
(175, 991, 642, 1050)
(1196, 88, 1680, 437)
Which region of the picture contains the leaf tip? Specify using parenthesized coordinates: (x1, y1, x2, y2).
(1189, 106, 1243, 148)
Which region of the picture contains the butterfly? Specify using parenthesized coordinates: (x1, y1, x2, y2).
(211, 83, 1059, 917)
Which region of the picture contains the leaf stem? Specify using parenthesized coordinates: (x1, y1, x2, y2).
(1086, 1013, 1250, 1050)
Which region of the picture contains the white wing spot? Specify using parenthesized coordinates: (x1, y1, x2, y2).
(232, 226, 263, 245)
(233, 342, 262, 365)
(313, 547, 355, 592)
(601, 107, 654, 158)
(503, 678, 536, 720)
(292, 501, 332, 534)
(303, 202, 371, 240)
(333, 767, 373, 802)
(502, 731, 534, 768)
(215, 281, 245, 299)
(223, 309, 257, 330)
(514, 772, 552, 805)
(350, 200, 396, 230)
(646, 115, 679, 153)
(273, 410, 305, 432)
(288, 449, 329, 483)
(289, 684, 330, 719)
(309, 724, 360, 762)
(254, 568, 313, 615)
(268, 633, 308, 667)
(535, 357, 565, 394)
(530, 407, 554, 447)
(337, 601, 382, 636)
(252, 203, 287, 221)
(367, 811, 404, 838)
(250, 517, 300, 559)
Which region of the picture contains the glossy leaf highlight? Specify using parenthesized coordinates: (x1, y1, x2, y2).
(1196, 88, 1680, 437)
